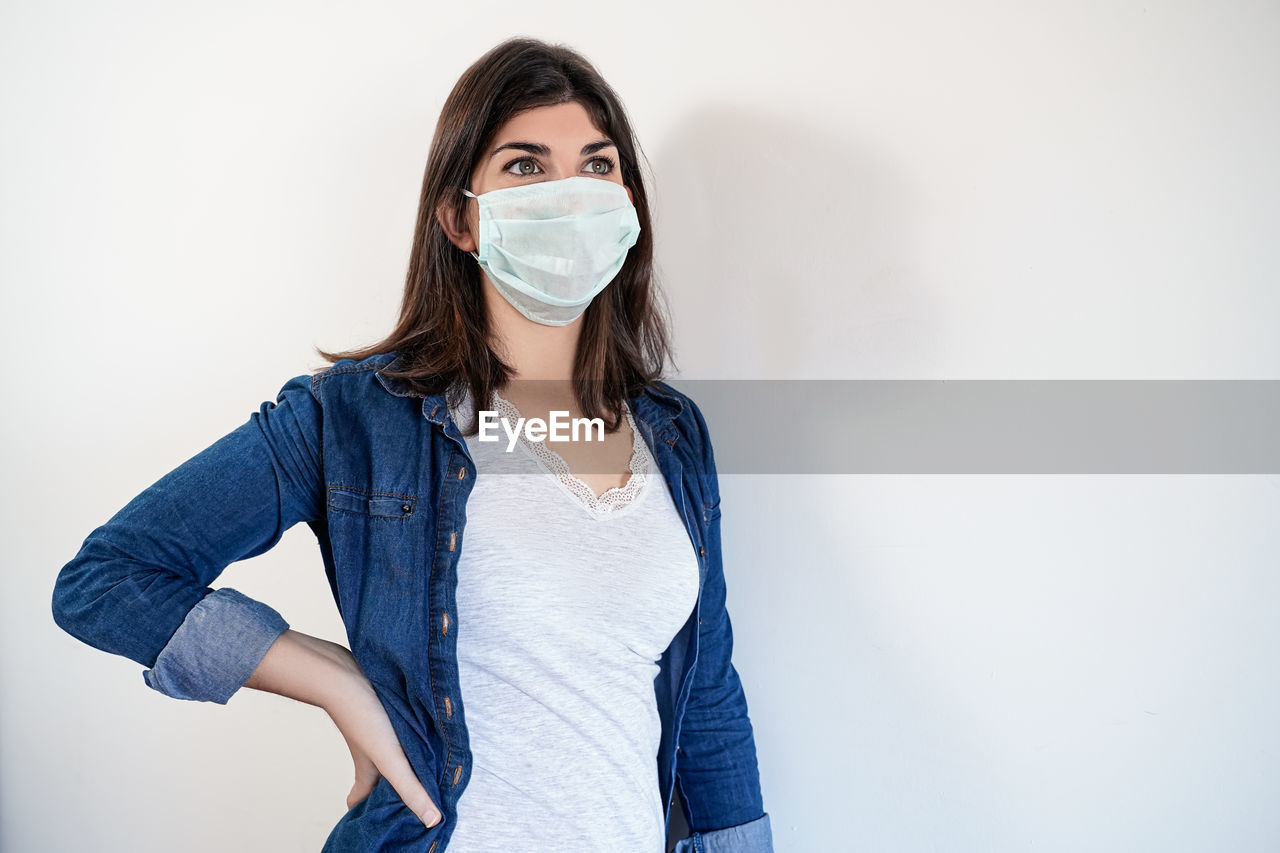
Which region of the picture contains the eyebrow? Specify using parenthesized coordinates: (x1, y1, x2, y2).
(489, 139, 617, 159)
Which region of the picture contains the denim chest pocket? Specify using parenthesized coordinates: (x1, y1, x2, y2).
(327, 485, 417, 519)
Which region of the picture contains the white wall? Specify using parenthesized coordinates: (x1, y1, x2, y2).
(3, 1, 1278, 851)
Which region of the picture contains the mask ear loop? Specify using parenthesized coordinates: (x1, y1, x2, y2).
(458, 187, 481, 261)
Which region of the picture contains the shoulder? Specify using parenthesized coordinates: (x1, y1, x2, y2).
(655, 381, 710, 435)
(311, 351, 400, 392)
(642, 379, 716, 469)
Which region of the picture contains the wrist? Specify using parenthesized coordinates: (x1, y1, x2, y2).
(321, 668, 383, 724)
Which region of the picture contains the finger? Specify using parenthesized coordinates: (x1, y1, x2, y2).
(373, 747, 443, 827)
(333, 689, 443, 827)
(346, 752, 380, 810)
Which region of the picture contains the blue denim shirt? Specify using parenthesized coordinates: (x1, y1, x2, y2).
(52, 351, 772, 852)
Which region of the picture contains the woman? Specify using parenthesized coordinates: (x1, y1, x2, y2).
(52, 37, 772, 852)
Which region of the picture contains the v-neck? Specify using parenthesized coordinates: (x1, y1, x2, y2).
(489, 389, 651, 519)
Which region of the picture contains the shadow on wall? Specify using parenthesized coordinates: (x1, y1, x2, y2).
(647, 105, 940, 379)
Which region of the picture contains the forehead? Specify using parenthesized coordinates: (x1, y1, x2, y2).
(490, 101, 606, 145)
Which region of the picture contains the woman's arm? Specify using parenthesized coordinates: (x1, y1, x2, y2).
(50, 373, 443, 828)
(52, 374, 322, 703)
(673, 397, 773, 851)
(244, 629, 443, 828)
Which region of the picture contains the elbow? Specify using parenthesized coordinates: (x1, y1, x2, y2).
(49, 545, 184, 669)
(52, 558, 84, 636)
(51, 589, 75, 638)
(51, 553, 107, 648)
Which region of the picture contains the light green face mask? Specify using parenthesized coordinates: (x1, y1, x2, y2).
(460, 176, 642, 326)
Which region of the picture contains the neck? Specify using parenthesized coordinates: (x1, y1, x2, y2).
(485, 282, 583, 383)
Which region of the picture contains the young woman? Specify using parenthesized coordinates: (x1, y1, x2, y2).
(53, 37, 772, 852)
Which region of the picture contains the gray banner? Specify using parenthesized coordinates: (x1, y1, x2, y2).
(661, 380, 1280, 474)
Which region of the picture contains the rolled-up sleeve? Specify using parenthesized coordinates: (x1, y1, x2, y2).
(51, 373, 324, 704)
(141, 587, 290, 703)
(672, 811, 773, 853)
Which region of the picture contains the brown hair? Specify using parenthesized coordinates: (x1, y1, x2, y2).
(316, 37, 674, 436)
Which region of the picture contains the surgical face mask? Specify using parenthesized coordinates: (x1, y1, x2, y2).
(460, 176, 642, 326)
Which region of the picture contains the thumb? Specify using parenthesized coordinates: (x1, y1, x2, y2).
(380, 759, 443, 828)
(406, 787, 444, 828)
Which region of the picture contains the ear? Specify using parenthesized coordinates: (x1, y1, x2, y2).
(624, 184, 634, 205)
(435, 196, 477, 254)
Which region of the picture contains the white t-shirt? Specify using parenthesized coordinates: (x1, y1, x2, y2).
(443, 387, 701, 851)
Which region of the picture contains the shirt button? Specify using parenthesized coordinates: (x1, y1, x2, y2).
(699, 546, 706, 557)
(698, 617, 703, 625)
(458, 466, 467, 479)
(401, 503, 412, 513)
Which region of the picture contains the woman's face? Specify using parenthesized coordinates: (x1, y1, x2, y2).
(458, 100, 633, 244)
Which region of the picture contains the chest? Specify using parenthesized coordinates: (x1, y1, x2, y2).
(454, 463, 701, 663)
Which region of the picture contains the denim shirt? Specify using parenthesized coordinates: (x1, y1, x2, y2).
(52, 351, 772, 852)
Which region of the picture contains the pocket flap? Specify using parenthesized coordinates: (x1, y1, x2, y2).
(328, 486, 416, 518)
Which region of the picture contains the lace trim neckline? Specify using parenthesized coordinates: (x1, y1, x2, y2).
(489, 390, 651, 517)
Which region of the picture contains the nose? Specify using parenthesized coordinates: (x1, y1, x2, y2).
(543, 159, 579, 181)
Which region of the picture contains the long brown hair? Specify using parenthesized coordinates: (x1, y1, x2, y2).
(316, 37, 674, 436)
